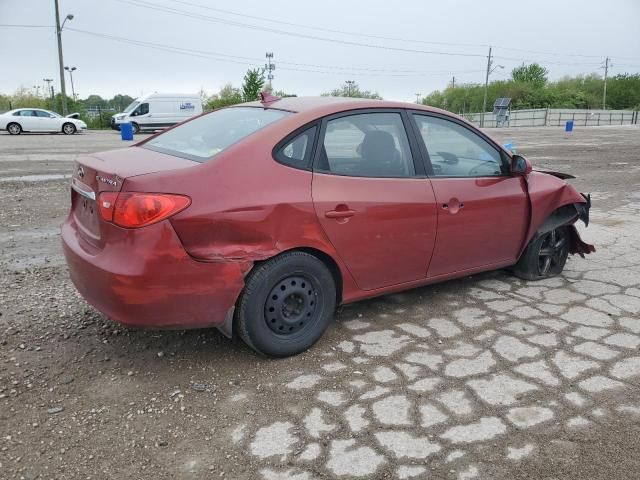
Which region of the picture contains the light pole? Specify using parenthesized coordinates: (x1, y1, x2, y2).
(345, 80, 355, 97)
(55, 0, 73, 115)
(415, 93, 421, 104)
(43, 78, 54, 102)
(65, 66, 77, 100)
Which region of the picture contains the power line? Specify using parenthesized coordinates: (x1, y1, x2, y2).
(0, 24, 54, 28)
(139, 0, 640, 62)
(113, 0, 487, 58)
(64, 27, 485, 78)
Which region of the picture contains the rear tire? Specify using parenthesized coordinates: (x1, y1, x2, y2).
(7, 123, 21, 135)
(236, 252, 336, 357)
(62, 122, 76, 135)
(513, 226, 569, 280)
(131, 122, 140, 134)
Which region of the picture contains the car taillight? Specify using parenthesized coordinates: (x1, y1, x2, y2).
(98, 192, 191, 228)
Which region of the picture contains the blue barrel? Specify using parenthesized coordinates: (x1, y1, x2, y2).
(565, 120, 574, 132)
(120, 122, 134, 141)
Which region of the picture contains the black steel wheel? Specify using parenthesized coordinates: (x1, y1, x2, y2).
(237, 251, 336, 357)
(513, 226, 569, 280)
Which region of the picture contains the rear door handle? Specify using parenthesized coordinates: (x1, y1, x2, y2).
(325, 205, 356, 219)
(325, 209, 356, 219)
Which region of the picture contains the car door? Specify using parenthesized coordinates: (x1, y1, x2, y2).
(34, 110, 59, 132)
(411, 113, 529, 278)
(312, 110, 438, 291)
(15, 110, 38, 131)
(131, 102, 150, 127)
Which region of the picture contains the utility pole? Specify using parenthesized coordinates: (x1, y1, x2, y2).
(54, 0, 68, 114)
(345, 80, 355, 97)
(481, 47, 492, 128)
(452, 76, 455, 88)
(602, 56, 611, 110)
(65, 66, 77, 100)
(480, 47, 504, 128)
(265, 52, 275, 89)
(415, 93, 421, 104)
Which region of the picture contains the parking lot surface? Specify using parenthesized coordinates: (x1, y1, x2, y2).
(1, 126, 640, 479)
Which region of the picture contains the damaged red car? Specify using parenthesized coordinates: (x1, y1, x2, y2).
(62, 95, 594, 357)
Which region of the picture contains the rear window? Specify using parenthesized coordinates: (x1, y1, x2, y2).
(143, 107, 292, 162)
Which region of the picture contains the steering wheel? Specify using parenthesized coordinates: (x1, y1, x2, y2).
(468, 160, 500, 176)
(437, 151, 459, 164)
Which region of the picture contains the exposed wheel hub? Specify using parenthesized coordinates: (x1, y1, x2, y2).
(537, 229, 567, 275)
(264, 275, 317, 334)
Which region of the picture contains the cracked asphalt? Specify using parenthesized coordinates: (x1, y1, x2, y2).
(1, 126, 639, 479)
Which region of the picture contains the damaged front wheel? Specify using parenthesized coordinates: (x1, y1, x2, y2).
(513, 226, 569, 280)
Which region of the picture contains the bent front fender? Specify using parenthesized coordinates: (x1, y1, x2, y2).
(523, 172, 595, 256)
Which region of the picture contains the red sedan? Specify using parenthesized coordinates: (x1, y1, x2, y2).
(62, 95, 594, 357)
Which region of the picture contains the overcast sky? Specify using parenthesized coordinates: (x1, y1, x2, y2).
(1, 0, 639, 103)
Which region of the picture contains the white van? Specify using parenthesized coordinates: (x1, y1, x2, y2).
(111, 93, 203, 133)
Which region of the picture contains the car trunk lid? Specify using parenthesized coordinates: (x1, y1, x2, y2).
(70, 146, 198, 247)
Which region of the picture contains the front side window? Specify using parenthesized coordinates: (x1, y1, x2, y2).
(319, 112, 415, 177)
(413, 115, 506, 177)
(35, 110, 53, 118)
(143, 106, 291, 162)
(133, 103, 149, 116)
(275, 126, 317, 169)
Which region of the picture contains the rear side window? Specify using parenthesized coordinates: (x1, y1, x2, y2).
(143, 107, 291, 162)
(15, 110, 34, 117)
(275, 126, 317, 169)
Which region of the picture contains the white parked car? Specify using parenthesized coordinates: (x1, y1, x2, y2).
(0, 108, 87, 135)
(111, 93, 203, 133)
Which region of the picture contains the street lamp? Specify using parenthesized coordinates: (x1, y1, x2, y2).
(345, 80, 355, 97)
(65, 66, 77, 100)
(54, 0, 74, 115)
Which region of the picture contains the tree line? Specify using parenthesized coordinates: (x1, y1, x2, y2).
(422, 64, 640, 113)
(1, 64, 638, 128)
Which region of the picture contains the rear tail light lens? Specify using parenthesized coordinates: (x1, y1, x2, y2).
(98, 192, 191, 228)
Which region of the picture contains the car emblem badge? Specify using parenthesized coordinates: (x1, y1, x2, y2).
(77, 166, 85, 178)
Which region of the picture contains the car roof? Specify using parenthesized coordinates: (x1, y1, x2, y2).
(241, 96, 453, 118)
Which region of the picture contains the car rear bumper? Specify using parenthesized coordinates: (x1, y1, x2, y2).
(61, 216, 248, 329)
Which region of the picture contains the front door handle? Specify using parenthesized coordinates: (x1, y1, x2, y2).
(442, 198, 464, 213)
(325, 204, 356, 219)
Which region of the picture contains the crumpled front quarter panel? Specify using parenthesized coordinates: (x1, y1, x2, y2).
(525, 171, 588, 244)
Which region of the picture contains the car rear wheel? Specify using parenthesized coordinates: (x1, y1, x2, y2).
(131, 122, 140, 134)
(7, 123, 22, 135)
(513, 226, 569, 280)
(236, 251, 336, 357)
(62, 122, 76, 135)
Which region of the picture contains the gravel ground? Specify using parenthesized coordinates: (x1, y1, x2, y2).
(1, 126, 639, 480)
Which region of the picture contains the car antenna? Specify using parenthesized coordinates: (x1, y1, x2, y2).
(259, 91, 280, 104)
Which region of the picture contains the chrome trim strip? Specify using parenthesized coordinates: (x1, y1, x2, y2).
(71, 177, 96, 200)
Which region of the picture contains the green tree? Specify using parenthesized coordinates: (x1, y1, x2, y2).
(322, 81, 382, 99)
(511, 63, 549, 88)
(241, 68, 266, 102)
(206, 83, 243, 110)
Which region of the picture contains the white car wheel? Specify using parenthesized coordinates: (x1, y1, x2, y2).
(7, 123, 22, 135)
(62, 123, 76, 135)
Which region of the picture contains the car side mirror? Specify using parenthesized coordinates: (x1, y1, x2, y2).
(511, 154, 532, 176)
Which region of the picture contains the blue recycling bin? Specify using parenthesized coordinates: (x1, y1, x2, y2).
(120, 122, 134, 141)
(565, 120, 574, 133)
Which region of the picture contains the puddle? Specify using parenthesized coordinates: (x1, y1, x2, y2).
(0, 173, 71, 182)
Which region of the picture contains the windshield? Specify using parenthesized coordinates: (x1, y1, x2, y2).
(142, 107, 292, 162)
(123, 101, 140, 113)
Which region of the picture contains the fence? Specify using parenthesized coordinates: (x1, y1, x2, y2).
(462, 108, 639, 128)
